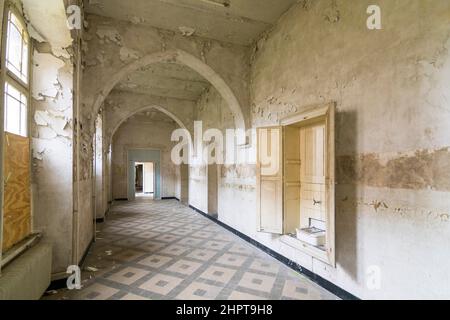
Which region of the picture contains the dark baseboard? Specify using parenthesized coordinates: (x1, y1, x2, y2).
(46, 237, 95, 292)
(114, 198, 128, 201)
(162, 197, 179, 200)
(96, 217, 105, 223)
(189, 205, 359, 301)
(46, 278, 68, 292)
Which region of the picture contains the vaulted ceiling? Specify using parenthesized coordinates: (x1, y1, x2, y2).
(126, 109, 177, 125)
(85, 0, 297, 46)
(91, 0, 298, 110)
(116, 62, 210, 101)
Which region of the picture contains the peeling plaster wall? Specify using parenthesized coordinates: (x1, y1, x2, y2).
(111, 118, 179, 199)
(208, 0, 450, 299)
(31, 49, 75, 274)
(22, 0, 82, 276)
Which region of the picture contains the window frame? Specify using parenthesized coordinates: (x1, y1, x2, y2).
(0, 2, 33, 273)
(3, 5, 31, 137)
(5, 7, 30, 86)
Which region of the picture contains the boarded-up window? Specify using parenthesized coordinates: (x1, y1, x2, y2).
(2, 132, 31, 251)
(1, 7, 31, 253)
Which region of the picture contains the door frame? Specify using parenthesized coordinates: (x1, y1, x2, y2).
(126, 148, 162, 201)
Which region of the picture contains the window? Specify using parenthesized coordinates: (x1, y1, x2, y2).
(6, 10, 29, 84)
(3, 9, 29, 138)
(256, 103, 336, 266)
(4, 82, 27, 136)
(1, 5, 32, 268)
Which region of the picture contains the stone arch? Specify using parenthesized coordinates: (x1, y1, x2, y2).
(108, 105, 189, 146)
(93, 49, 246, 132)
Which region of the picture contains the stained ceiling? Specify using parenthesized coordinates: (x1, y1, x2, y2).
(116, 62, 210, 101)
(85, 0, 297, 46)
(94, 0, 298, 109)
(126, 109, 177, 125)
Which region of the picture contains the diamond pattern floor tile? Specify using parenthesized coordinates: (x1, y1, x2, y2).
(43, 199, 338, 300)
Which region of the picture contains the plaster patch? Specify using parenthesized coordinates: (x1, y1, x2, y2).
(130, 16, 145, 25)
(28, 24, 46, 43)
(34, 110, 50, 126)
(323, 0, 340, 23)
(32, 145, 46, 160)
(119, 47, 141, 63)
(38, 126, 58, 140)
(96, 26, 122, 45)
(32, 52, 65, 100)
(178, 26, 196, 37)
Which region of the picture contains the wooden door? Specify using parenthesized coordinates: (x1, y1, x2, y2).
(257, 126, 283, 234)
(300, 122, 326, 227)
(283, 126, 301, 234)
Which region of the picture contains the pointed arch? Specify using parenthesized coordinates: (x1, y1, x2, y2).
(92, 49, 246, 132)
(108, 105, 189, 146)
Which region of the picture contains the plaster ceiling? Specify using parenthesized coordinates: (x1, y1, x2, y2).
(116, 62, 211, 101)
(22, 0, 73, 57)
(85, 0, 297, 46)
(127, 109, 177, 125)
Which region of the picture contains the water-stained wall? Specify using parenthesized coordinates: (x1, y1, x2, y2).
(216, 0, 450, 299)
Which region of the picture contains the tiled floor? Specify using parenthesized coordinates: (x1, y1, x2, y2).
(44, 199, 337, 300)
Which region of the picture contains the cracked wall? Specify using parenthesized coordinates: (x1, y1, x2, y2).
(24, 0, 78, 276)
(31, 50, 74, 274)
(234, 0, 450, 299)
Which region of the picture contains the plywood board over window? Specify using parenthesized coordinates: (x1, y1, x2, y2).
(2, 132, 31, 251)
(256, 102, 336, 266)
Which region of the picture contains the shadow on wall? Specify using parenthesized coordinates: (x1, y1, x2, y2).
(335, 110, 358, 282)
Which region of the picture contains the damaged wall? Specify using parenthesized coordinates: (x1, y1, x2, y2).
(19, 0, 82, 277)
(111, 115, 180, 200)
(81, 12, 252, 241)
(208, 0, 450, 299)
(79, 0, 450, 299)
(31, 48, 75, 275)
(82, 13, 250, 129)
